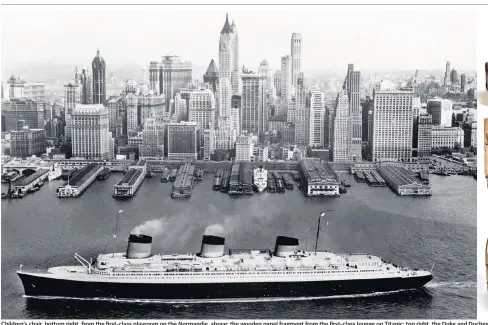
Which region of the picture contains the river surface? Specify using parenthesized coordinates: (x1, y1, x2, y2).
(1, 172, 476, 319)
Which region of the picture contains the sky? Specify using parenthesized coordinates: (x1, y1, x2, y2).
(1, 6, 477, 73)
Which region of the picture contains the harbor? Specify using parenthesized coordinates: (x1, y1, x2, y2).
(113, 160, 147, 199)
(171, 163, 195, 198)
(57, 163, 104, 198)
(1, 168, 476, 319)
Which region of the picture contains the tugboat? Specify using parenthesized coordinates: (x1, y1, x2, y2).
(16, 211, 434, 300)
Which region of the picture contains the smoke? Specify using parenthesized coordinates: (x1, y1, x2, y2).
(204, 224, 227, 237)
(131, 219, 168, 237)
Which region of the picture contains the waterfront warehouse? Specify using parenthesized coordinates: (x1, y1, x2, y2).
(57, 164, 104, 198)
(13, 169, 49, 193)
(298, 159, 340, 196)
(171, 163, 195, 198)
(113, 160, 147, 198)
(377, 165, 432, 196)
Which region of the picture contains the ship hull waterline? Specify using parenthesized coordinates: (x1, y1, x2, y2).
(18, 272, 432, 300)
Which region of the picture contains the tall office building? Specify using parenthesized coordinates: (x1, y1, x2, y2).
(371, 88, 414, 162)
(427, 98, 452, 126)
(331, 90, 351, 162)
(80, 68, 93, 104)
(149, 56, 192, 110)
(92, 48, 106, 104)
(3, 99, 44, 132)
(126, 93, 138, 134)
(461, 73, 467, 92)
(444, 61, 451, 87)
(139, 118, 164, 159)
(64, 79, 82, 139)
(417, 114, 433, 163)
(203, 59, 219, 95)
(240, 72, 267, 136)
(280, 55, 292, 103)
(235, 134, 254, 162)
(291, 33, 302, 87)
(294, 73, 309, 145)
(344, 64, 362, 161)
(450, 68, 458, 85)
(71, 104, 111, 160)
(167, 122, 198, 160)
(8, 75, 46, 102)
(274, 70, 282, 97)
(10, 126, 46, 158)
(309, 91, 325, 147)
(189, 89, 216, 156)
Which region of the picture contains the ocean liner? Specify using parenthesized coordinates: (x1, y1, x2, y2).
(17, 213, 433, 300)
(253, 166, 268, 192)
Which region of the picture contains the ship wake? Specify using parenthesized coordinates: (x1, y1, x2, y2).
(425, 281, 476, 289)
(23, 289, 421, 304)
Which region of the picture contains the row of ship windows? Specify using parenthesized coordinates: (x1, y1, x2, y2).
(97, 269, 381, 277)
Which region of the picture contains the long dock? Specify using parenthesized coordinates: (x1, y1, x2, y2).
(377, 165, 432, 196)
(113, 160, 147, 198)
(171, 163, 195, 198)
(13, 169, 49, 194)
(57, 164, 104, 198)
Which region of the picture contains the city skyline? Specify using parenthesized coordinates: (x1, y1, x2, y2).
(1, 8, 477, 74)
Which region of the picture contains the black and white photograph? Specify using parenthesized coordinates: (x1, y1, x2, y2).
(0, 5, 477, 320)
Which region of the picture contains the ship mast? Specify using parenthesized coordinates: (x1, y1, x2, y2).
(113, 210, 123, 257)
(314, 210, 333, 255)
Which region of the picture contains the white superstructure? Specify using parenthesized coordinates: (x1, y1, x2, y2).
(253, 167, 267, 192)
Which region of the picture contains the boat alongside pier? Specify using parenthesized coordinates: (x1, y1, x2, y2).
(282, 173, 294, 190)
(220, 170, 230, 193)
(213, 169, 223, 191)
(12, 169, 49, 196)
(57, 164, 104, 198)
(171, 163, 195, 198)
(113, 161, 147, 199)
(97, 168, 111, 181)
(160, 168, 170, 183)
(272, 171, 285, 193)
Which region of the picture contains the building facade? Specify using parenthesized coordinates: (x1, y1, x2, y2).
(427, 98, 452, 127)
(3, 99, 44, 132)
(431, 126, 464, 149)
(309, 91, 325, 147)
(294, 73, 309, 145)
(10, 127, 46, 158)
(331, 90, 351, 162)
(235, 134, 254, 162)
(167, 122, 198, 160)
(291, 33, 302, 87)
(372, 88, 414, 162)
(344, 64, 362, 161)
(241, 72, 267, 137)
(92, 49, 106, 104)
(71, 104, 111, 160)
(417, 114, 433, 163)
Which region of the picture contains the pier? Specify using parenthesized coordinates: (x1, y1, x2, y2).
(113, 160, 147, 199)
(57, 164, 104, 198)
(377, 165, 432, 196)
(298, 159, 340, 197)
(228, 163, 240, 195)
(13, 169, 49, 194)
(171, 163, 195, 198)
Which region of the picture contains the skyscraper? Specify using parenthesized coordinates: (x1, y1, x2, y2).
(450, 68, 458, 85)
(309, 91, 325, 147)
(219, 14, 235, 120)
(444, 61, 451, 87)
(274, 70, 282, 97)
(417, 114, 433, 163)
(371, 88, 414, 162)
(92, 48, 106, 104)
(71, 104, 111, 160)
(427, 98, 452, 126)
(344, 64, 362, 161)
(139, 118, 164, 159)
(241, 72, 267, 136)
(189, 89, 216, 156)
(294, 73, 309, 145)
(291, 33, 302, 87)
(461, 73, 467, 92)
(280, 55, 292, 103)
(203, 59, 219, 95)
(80, 68, 93, 104)
(64, 77, 82, 139)
(331, 90, 351, 162)
(167, 121, 198, 160)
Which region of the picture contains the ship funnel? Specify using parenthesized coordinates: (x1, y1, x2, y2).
(126, 234, 152, 259)
(200, 235, 225, 258)
(274, 236, 299, 257)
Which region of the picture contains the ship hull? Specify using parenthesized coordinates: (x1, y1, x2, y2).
(18, 272, 432, 300)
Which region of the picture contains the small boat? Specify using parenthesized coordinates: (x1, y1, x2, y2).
(145, 171, 156, 178)
(339, 185, 347, 194)
(97, 168, 111, 181)
(340, 180, 351, 187)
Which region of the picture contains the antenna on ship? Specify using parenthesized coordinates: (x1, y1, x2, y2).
(113, 210, 123, 257)
(315, 210, 333, 256)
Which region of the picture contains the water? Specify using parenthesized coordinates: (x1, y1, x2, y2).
(1, 172, 476, 319)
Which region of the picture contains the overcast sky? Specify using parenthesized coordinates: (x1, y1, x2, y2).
(1, 6, 477, 72)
